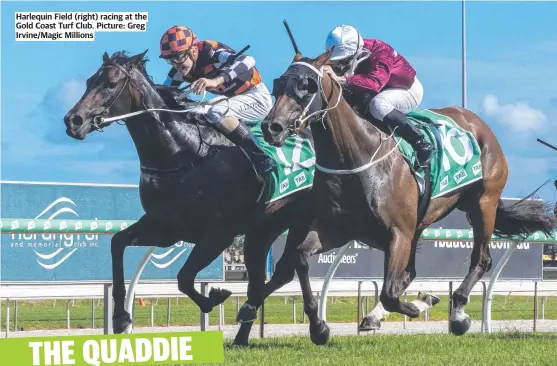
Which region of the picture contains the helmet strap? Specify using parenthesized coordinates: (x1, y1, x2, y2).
(345, 30, 370, 76)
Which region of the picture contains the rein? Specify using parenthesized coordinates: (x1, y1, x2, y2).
(91, 60, 220, 174)
(91, 61, 209, 129)
(289, 61, 400, 175)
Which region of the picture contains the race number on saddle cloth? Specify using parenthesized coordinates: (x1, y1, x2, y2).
(397, 109, 483, 199)
(159, 25, 277, 185)
(248, 123, 316, 203)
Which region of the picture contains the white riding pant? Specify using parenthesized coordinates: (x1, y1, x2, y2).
(189, 83, 273, 126)
(368, 76, 424, 121)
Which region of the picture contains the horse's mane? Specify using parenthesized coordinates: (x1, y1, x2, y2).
(108, 50, 196, 110)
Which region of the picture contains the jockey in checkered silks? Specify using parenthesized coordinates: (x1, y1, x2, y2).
(159, 25, 277, 183)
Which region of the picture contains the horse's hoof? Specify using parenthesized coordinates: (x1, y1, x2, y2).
(450, 317, 472, 336)
(310, 321, 330, 346)
(200, 303, 214, 314)
(236, 303, 257, 323)
(113, 312, 132, 334)
(209, 287, 232, 306)
(419, 292, 441, 307)
(358, 316, 381, 331)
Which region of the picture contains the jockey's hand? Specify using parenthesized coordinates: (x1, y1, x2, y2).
(191, 77, 224, 94)
(323, 66, 346, 85)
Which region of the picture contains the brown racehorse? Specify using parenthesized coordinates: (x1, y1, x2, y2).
(260, 48, 556, 344)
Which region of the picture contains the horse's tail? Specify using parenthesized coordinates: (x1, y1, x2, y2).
(493, 181, 557, 241)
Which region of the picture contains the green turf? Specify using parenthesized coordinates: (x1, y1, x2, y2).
(212, 332, 557, 365)
(1, 294, 553, 332)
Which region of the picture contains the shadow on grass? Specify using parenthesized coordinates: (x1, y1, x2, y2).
(224, 342, 298, 351)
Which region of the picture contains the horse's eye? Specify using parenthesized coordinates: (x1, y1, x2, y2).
(107, 82, 118, 89)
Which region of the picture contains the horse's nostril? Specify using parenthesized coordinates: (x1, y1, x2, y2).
(71, 115, 84, 126)
(270, 123, 284, 134)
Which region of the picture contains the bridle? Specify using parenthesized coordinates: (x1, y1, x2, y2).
(276, 60, 401, 175)
(85, 58, 219, 171)
(279, 61, 343, 136)
(90, 61, 141, 131)
(89, 59, 208, 131)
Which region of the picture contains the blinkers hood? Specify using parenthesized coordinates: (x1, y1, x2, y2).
(271, 62, 322, 117)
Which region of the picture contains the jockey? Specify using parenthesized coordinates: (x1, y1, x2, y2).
(159, 25, 276, 183)
(323, 25, 433, 167)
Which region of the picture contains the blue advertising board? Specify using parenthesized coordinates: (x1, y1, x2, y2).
(0, 181, 224, 283)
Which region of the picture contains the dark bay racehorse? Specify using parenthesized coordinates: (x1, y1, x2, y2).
(261, 48, 556, 343)
(63, 50, 316, 345)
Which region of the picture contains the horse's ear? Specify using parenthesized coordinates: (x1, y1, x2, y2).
(292, 53, 303, 62)
(313, 47, 334, 68)
(103, 51, 110, 63)
(129, 49, 149, 65)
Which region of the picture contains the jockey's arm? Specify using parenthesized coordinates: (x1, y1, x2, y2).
(344, 48, 393, 94)
(212, 49, 256, 84)
(163, 67, 185, 88)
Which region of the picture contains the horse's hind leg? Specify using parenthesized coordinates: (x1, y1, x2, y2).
(111, 215, 181, 334)
(450, 193, 497, 335)
(176, 224, 235, 314)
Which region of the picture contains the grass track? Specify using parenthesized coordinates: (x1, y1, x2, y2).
(214, 332, 557, 365)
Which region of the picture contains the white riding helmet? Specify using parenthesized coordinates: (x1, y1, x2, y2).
(325, 25, 364, 61)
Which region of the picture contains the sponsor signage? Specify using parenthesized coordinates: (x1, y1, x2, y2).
(0, 181, 224, 283)
(271, 198, 546, 280)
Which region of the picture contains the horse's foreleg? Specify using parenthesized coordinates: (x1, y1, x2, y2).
(176, 225, 235, 314)
(360, 230, 439, 331)
(295, 246, 329, 346)
(294, 221, 344, 346)
(450, 195, 497, 335)
(111, 215, 180, 334)
(380, 229, 429, 319)
(234, 209, 313, 346)
(233, 251, 297, 346)
(232, 228, 280, 346)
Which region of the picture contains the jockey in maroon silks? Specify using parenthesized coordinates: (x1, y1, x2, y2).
(324, 25, 433, 167)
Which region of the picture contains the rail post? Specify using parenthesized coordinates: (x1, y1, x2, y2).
(482, 242, 518, 333)
(318, 241, 353, 322)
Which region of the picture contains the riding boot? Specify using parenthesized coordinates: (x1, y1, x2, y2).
(221, 122, 277, 182)
(384, 109, 434, 168)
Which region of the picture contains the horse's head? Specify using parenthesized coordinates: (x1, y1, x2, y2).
(262, 48, 337, 147)
(63, 49, 151, 140)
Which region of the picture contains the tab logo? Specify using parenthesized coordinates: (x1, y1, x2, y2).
(294, 172, 306, 187)
(453, 169, 467, 184)
(440, 176, 449, 191)
(280, 179, 289, 193)
(472, 162, 482, 176)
